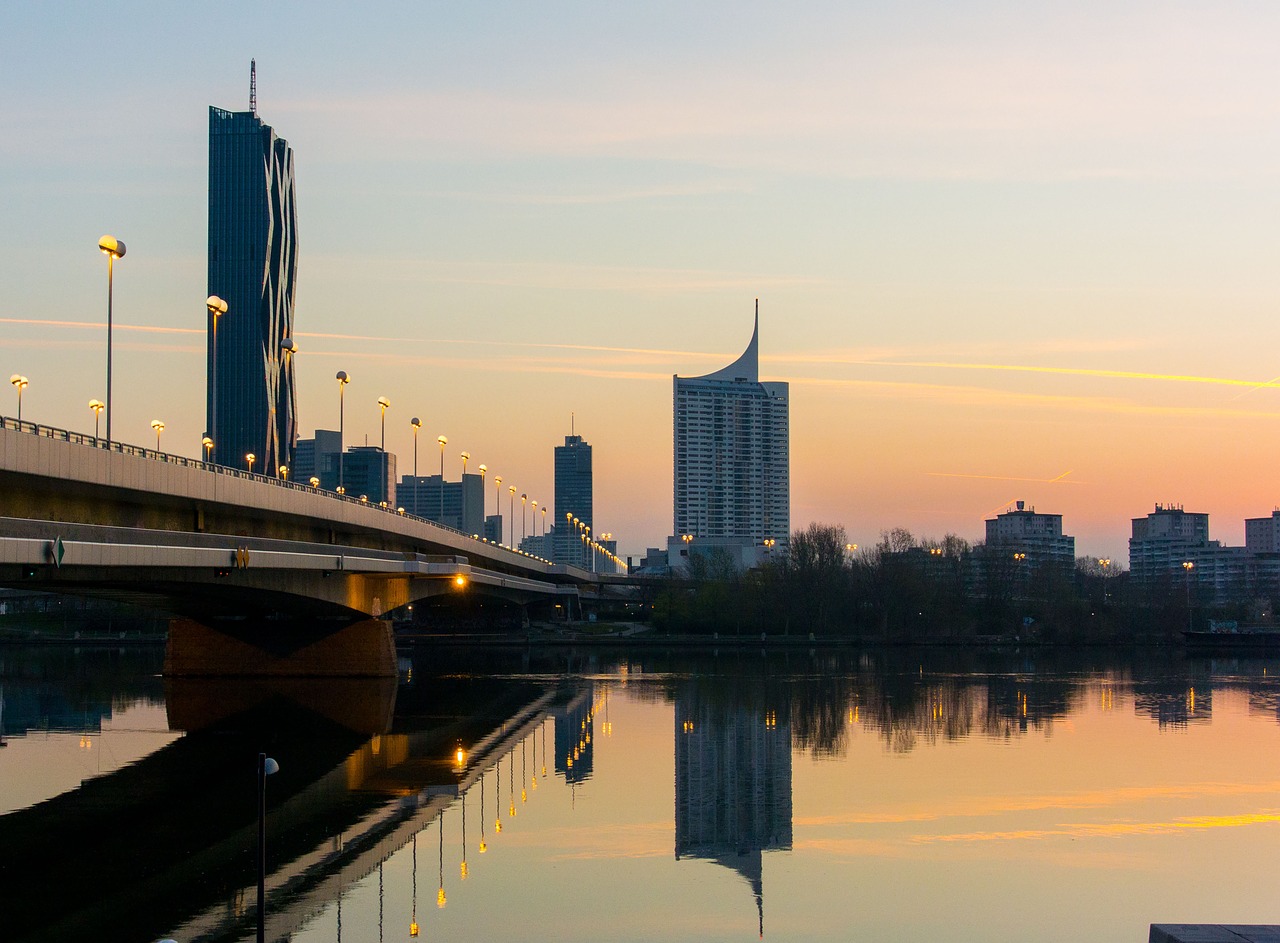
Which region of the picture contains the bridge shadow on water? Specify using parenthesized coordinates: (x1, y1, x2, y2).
(0, 645, 564, 943)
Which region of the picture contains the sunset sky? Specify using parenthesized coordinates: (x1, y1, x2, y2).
(3, 2, 1279, 562)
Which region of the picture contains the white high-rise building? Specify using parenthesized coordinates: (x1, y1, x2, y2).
(673, 308, 790, 559)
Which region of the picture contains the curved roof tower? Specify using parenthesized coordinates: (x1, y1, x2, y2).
(673, 303, 790, 549)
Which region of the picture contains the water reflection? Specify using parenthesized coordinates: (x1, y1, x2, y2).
(5, 644, 1280, 942)
(675, 685, 792, 937)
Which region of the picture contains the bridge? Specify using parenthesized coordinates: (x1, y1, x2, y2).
(0, 418, 613, 673)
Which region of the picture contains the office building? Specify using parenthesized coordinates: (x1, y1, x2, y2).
(341, 447, 396, 506)
(398, 473, 484, 533)
(673, 306, 789, 564)
(548, 429, 593, 567)
(293, 429, 341, 486)
(984, 501, 1075, 569)
(206, 65, 298, 475)
(1129, 504, 1245, 605)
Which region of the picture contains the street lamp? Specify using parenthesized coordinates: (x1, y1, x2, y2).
(246, 452, 256, 474)
(335, 371, 349, 490)
(309, 476, 320, 488)
(521, 493, 528, 544)
(437, 435, 448, 521)
(150, 419, 164, 451)
(478, 464, 488, 527)
(460, 452, 471, 527)
(541, 504, 546, 539)
(99, 235, 126, 444)
(1183, 561, 1196, 631)
(494, 476, 503, 541)
(202, 435, 213, 461)
(1099, 557, 1112, 604)
(410, 417, 421, 479)
(509, 486, 516, 544)
(89, 399, 105, 439)
(9, 375, 28, 422)
(377, 396, 391, 450)
(256, 753, 280, 943)
(206, 294, 227, 462)
(278, 464, 288, 480)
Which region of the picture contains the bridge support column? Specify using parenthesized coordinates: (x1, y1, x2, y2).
(164, 618, 396, 678)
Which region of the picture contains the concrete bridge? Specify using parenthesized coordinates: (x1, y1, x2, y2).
(0, 418, 605, 672)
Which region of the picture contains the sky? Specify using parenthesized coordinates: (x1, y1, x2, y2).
(3, 1, 1280, 563)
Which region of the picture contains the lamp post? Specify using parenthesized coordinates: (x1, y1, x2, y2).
(150, 419, 164, 451)
(335, 371, 349, 490)
(410, 417, 421, 478)
(309, 476, 320, 488)
(377, 396, 391, 450)
(256, 753, 280, 943)
(437, 435, 448, 521)
(99, 235, 126, 444)
(521, 493, 528, 544)
(508, 486, 516, 544)
(1099, 557, 1112, 605)
(89, 399, 105, 438)
(278, 464, 288, 480)
(460, 452, 471, 526)
(531, 500, 538, 547)
(202, 435, 213, 461)
(9, 375, 28, 422)
(478, 464, 487, 530)
(541, 505, 546, 542)
(206, 294, 227, 462)
(246, 452, 256, 474)
(1183, 561, 1195, 631)
(494, 476, 503, 541)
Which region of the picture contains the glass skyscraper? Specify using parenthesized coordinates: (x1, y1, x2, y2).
(551, 429, 593, 566)
(673, 309, 790, 548)
(207, 92, 298, 473)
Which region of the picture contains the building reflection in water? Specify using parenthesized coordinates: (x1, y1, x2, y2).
(553, 681, 595, 790)
(675, 686, 793, 938)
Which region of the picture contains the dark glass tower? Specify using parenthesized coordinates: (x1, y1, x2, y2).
(552, 428, 593, 565)
(207, 83, 298, 473)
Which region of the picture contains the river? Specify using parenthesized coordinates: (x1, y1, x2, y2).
(2, 639, 1278, 942)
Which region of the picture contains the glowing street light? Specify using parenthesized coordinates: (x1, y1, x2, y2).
(99, 235, 125, 444)
(309, 476, 320, 488)
(150, 419, 164, 451)
(437, 435, 448, 520)
(206, 294, 227, 462)
(335, 371, 349, 489)
(521, 493, 528, 544)
(246, 452, 256, 474)
(89, 399, 105, 438)
(377, 396, 391, 450)
(9, 375, 28, 422)
(494, 475, 503, 540)
(278, 464, 288, 480)
(410, 417, 421, 479)
(202, 435, 214, 461)
(478, 463, 488, 525)
(509, 486, 516, 544)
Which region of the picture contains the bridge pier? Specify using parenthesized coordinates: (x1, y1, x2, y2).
(164, 618, 397, 678)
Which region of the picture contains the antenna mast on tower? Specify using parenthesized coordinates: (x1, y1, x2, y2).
(249, 59, 257, 116)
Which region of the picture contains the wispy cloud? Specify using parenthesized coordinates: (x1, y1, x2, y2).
(915, 811, 1280, 844)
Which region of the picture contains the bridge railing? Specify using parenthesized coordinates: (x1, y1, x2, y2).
(0, 415, 558, 569)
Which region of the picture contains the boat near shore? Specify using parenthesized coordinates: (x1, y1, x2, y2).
(1183, 620, 1280, 650)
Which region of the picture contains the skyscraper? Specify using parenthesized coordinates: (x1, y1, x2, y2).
(207, 62, 298, 473)
(673, 306, 790, 556)
(551, 426, 593, 566)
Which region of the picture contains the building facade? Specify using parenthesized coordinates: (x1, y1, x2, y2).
(341, 447, 396, 506)
(206, 79, 298, 474)
(984, 501, 1075, 569)
(398, 473, 484, 533)
(550, 430, 594, 566)
(673, 308, 790, 556)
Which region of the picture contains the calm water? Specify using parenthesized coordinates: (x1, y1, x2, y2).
(3, 642, 1280, 942)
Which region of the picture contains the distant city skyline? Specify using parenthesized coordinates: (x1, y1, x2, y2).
(4, 5, 1280, 561)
